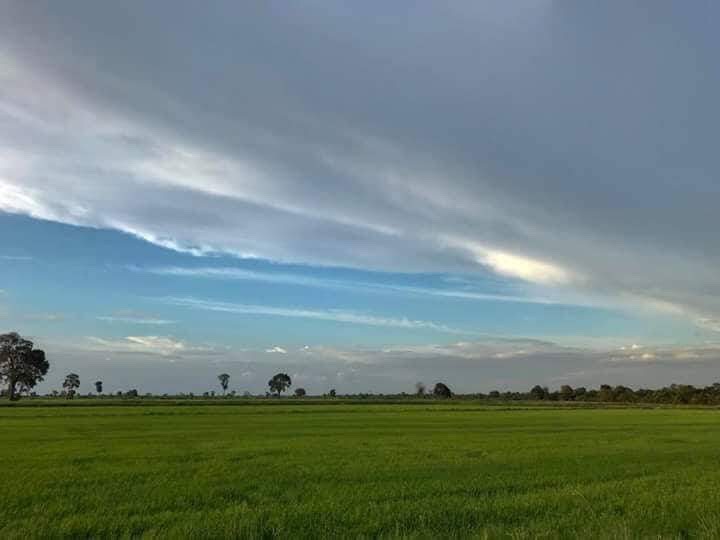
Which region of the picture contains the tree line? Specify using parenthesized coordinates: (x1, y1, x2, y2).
(3, 332, 720, 405)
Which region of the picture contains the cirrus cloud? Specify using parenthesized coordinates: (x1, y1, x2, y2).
(1, 1, 720, 333)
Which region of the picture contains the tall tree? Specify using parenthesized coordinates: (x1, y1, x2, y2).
(218, 373, 230, 395)
(94, 380, 103, 394)
(268, 373, 292, 396)
(0, 332, 49, 401)
(63, 373, 80, 399)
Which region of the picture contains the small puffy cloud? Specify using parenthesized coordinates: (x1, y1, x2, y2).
(265, 346, 287, 354)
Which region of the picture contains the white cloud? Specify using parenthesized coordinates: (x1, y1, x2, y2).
(441, 237, 576, 285)
(696, 318, 720, 333)
(2, 4, 720, 332)
(0, 255, 33, 261)
(480, 249, 574, 285)
(607, 344, 720, 365)
(125, 336, 185, 353)
(138, 265, 565, 306)
(35, 334, 720, 394)
(158, 296, 474, 335)
(265, 346, 287, 354)
(97, 315, 176, 325)
(84, 335, 217, 358)
(24, 312, 65, 322)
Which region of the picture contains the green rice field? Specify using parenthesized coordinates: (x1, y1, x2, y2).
(2, 402, 720, 538)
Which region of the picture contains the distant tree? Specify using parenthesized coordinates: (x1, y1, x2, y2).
(598, 384, 613, 402)
(559, 385, 575, 401)
(489, 390, 501, 399)
(433, 382, 452, 398)
(268, 373, 292, 396)
(0, 332, 49, 401)
(530, 385, 547, 400)
(63, 373, 80, 399)
(613, 385, 635, 403)
(218, 373, 230, 395)
(94, 380, 103, 394)
(125, 389, 139, 398)
(294, 387, 307, 397)
(329, 388, 337, 398)
(671, 384, 695, 404)
(415, 382, 426, 396)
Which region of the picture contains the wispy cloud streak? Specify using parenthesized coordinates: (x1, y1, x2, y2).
(97, 316, 176, 325)
(141, 266, 561, 306)
(157, 296, 474, 335)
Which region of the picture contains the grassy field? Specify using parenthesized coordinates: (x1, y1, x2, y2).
(2, 403, 720, 538)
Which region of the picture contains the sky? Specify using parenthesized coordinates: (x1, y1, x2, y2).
(2, 1, 720, 395)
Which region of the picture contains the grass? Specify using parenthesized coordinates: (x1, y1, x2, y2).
(2, 402, 720, 538)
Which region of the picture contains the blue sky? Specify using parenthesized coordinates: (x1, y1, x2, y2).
(2, 212, 693, 347)
(2, 2, 720, 394)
